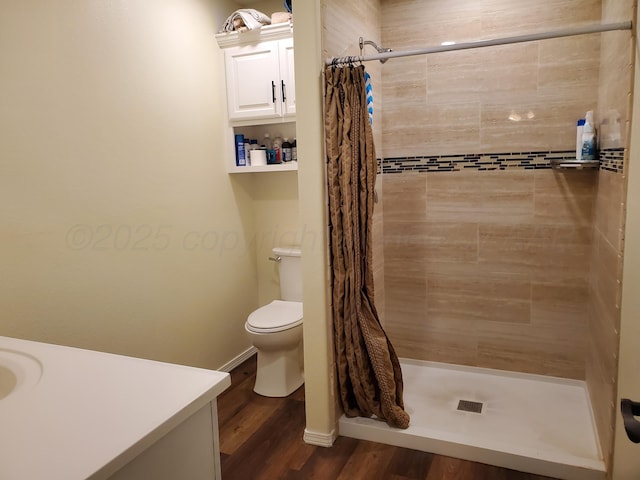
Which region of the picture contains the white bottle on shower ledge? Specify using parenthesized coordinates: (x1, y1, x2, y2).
(576, 118, 585, 160)
(581, 111, 596, 161)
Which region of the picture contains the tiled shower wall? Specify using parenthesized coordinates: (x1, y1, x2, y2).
(587, 0, 634, 468)
(380, 0, 602, 158)
(321, 0, 385, 320)
(380, 0, 606, 379)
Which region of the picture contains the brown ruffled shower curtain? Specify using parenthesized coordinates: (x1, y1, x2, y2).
(324, 65, 409, 429)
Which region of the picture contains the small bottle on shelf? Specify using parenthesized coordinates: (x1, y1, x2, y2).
(272, 134, 283, 163)
(244, 138, 251, 166)
(263, 133, 272, 150)
(282, 138, 292, 162)
(235, 133, 246, 167)
(581, 111, 597, 161)
(291, 138, 297, 162)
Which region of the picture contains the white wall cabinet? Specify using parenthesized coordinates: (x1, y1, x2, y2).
(217, 23, 295, 125)
(216, 22, 297, 172)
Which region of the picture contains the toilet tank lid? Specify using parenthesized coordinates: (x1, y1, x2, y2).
(247, 300, 303, 330)
(272, 246, 301, 257)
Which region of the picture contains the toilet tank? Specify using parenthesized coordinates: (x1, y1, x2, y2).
(273, 246, 302, 302)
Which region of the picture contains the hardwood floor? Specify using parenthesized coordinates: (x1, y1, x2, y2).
(218, 356, 560, 480)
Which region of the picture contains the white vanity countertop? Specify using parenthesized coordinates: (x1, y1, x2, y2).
(0, 336, 231, 480)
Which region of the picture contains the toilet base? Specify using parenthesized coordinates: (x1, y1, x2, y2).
(254, 346, 304, 397)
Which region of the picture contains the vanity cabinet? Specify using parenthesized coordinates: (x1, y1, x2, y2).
(216, 23, 295, 124)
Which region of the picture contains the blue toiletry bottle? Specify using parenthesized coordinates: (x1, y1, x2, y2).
(235, 134, 246, 166)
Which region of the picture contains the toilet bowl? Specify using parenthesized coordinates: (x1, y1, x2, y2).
(245, 300, 303, 397)
(245, 247, 304, 397)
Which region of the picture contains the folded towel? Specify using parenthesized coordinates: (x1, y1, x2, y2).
(271, 12, 292, 24)
(220, 9, 271, 33)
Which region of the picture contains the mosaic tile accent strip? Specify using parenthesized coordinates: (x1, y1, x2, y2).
(381, 151, 576, 173)
(599, 148, 625, 173)
(380, 149, 625, 174)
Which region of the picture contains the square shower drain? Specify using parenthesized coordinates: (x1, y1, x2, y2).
(457, 399, 483, 414)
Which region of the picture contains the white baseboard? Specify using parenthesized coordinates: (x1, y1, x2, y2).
(218, 346, 257, 373)
(303, 428, 337, 447)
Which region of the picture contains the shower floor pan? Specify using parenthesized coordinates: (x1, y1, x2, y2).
(339, 359, 605, 480)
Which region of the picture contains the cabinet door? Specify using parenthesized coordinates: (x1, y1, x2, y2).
(279, 38, 296, 118)
(224, 42, 282, 121)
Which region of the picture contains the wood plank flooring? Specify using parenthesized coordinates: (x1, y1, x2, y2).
(218, 356, 560, 480)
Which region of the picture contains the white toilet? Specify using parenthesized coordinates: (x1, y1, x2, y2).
(245, 246, 304, 397)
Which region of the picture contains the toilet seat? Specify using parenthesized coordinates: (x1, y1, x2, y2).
(246, 300, 303, 333)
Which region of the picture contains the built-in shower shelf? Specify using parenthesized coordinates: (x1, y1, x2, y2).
(551, 159, 600, 170)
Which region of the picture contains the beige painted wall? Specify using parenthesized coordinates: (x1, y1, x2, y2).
(0, 0, 262, 370)
(217, 0, 301, 307)
(247, 172, 300, 305)
(296, 0, 337, 442)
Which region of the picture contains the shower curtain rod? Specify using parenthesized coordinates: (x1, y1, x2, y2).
(326, 21, 632, 66)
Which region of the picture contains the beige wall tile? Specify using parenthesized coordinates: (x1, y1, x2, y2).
(383, 218, 429, 282)
(537, 36, 601, 102)
(385, 275, 427, 313)
(427, 271, 531, 324)
(382, 166, 593, 376)
(533, 170, 596, 226)
(478, 224, 592, 281)
(425, 51, 485, 105)
(586, 291, 619, 456)
(479, 0, 601, 36)
(598, 0, 634, 150)
(480, 45, 540, 98)
(322, 0, 381, 58)
(382, 172, 427, 221)
(381, 57, 426, 107)
(381, 0, 483, 48)
(381, 0, 604, 156)
(586, 343, 616, 468)
(480, 98, 592, 152)
(422, 222, 479, 263)
(388, 316, 480, 366)
(590, 232, 623, 327)
(383, 103, 481, 157)
(477, 319, 586, 378)
(594, 169, 626, 251)
(587, 0, 632, 460)
(531, 283, 589, 326)
(602, 0, 635, 20)
(426, 170, 534, 224)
